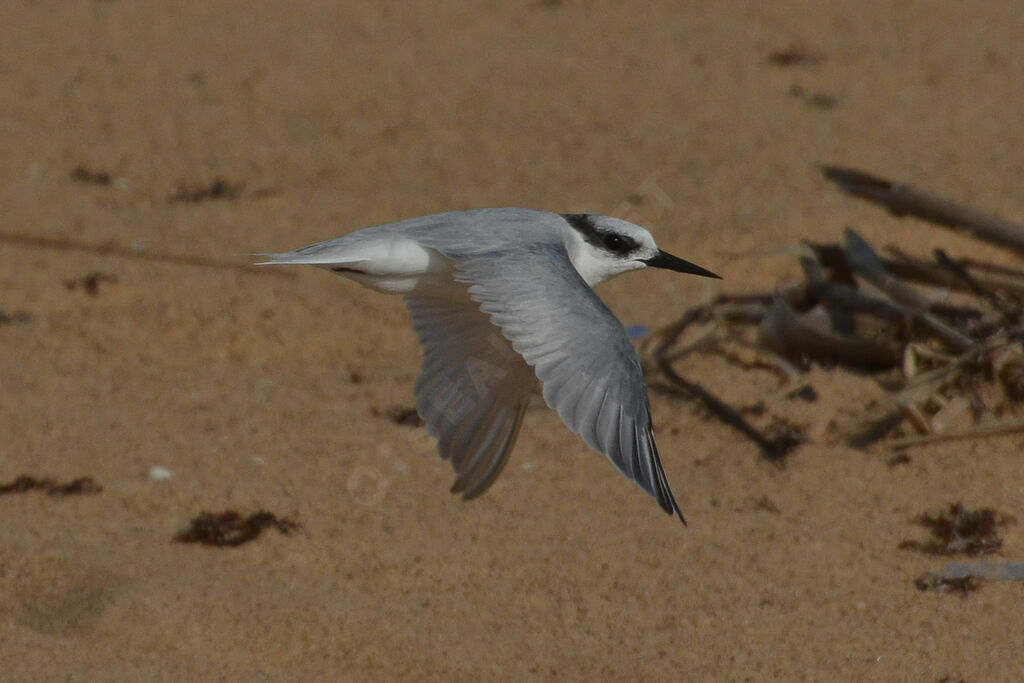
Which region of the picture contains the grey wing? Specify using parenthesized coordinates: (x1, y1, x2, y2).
(455, 246, 684, 522)
(405, 291, 538, 499)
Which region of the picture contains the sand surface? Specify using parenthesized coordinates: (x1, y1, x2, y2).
(2, 2, 1023, 680)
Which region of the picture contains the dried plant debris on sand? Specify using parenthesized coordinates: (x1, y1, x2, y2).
(765, 45, 824, 67)
(900, 502, 1017, 596)
(173, 510, 300, 547)
(168, 177, 244, 203)
(913, 573, 982, 595)
(0, 309, 32, 326)
(372, 405, 425, 428)
(643, 165, 1024, 454)
(899, 503, 1014, 556)
(64, 271, 118, 297)
(70, 164, 112, 186)
(0, 475, 102, 496)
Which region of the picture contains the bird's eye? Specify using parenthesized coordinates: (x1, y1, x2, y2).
(602, 234, 633, 254)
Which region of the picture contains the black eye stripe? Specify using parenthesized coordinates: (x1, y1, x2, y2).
(562, 213, 638, 255)
(562, 213, 597, 236)
(602, 233, 636, 253)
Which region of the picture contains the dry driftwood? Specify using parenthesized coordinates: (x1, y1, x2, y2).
(758, 296, 900, 370)
(646, 167, 1024, 453)
(822, 165, 1024, 257)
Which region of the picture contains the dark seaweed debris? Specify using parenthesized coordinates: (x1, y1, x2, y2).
(0, 309, 32, 326)
(173, 510, 300, 547)
(70, 164, 112, 185)
(64, 271, 118, 297)
(169, 177, 243, 203)
(900, 503, 1014, 556)
(766, 46, 824, 67)
(374, 405, 424, 427)
(0, 475, 102, 496)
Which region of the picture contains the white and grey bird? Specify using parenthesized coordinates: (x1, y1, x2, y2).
(260, 208, 719, 523)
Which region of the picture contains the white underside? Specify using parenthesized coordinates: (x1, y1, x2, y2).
(263, 237, 455, 294)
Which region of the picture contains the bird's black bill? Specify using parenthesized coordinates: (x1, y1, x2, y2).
(644, 250, 721, 279)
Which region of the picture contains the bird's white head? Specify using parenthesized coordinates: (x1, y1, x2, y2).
(560, 213, 720, 287)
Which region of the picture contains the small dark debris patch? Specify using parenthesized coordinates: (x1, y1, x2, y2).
(250, 186, 281, 199)
(746, 495, 780, 514)
(70, 165, 112, 185)
(887, 453, 912, 467)
(761, 418, 806, 463)
(785, 385, 818, 402)
(847, 410, 905, 449)
(900, 503, 1014, 556)
(373, 405, 424, 427)
(64, 271, 117, 297)
(739, 401, 766, 416)
(0, 310, 32, 326)
(804, 92, 839, 109)
(766, 46, 824, 67)
(788, 84, 839, 109)
(0, 475, 102, 496)
(914, 573, 982, 595)
(168, 177, 243, 203)
(173, 510, 299, 547)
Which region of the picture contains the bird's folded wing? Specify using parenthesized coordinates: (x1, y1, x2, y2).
(405, 292, 537, 499)
(453, 245, 684, 520)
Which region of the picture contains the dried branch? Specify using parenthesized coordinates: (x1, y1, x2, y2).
(653, 352, 801, 462)
(758, 296, 900, 370)
(822, 165, 1024, 256)
(888, 416, 1024, 450)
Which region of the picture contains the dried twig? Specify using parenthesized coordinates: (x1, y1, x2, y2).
(822, 165, 1024, 256)
(643, 298, 807, 461)
(888, 416, 1024, 450)
(0, 231, 294, 277)
(807, 277, 975, 353)
(758, 296, 900, 370)
(653, 353, 801, 462)
(841, 228, 935, 309)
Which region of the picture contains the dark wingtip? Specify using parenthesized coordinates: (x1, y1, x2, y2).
(663, 489, 687, 526)
(659, 500, 686, 525)
(649, 434, 687, 526)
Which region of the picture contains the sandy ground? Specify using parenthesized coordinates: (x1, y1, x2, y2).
(2, 1, 1023, 680)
